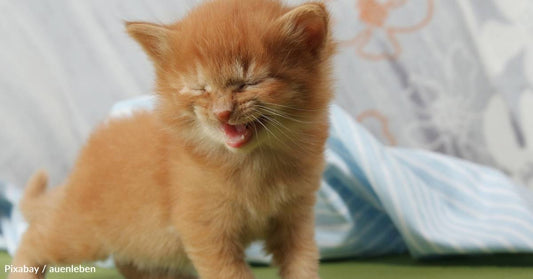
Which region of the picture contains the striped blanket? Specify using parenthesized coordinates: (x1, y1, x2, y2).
(314, 105, 533, 259)
(2, 96, 533, 262)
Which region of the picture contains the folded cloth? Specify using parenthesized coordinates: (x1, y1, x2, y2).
(319, 105, 533, 260)
(2, 96, 533, 263)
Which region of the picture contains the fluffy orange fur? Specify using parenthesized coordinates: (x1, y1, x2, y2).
(10, 0, 335, 278)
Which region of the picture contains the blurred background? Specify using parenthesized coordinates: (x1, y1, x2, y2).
(1, 0, 531, 190)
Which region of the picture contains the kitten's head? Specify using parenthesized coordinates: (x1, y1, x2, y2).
(127, 0, 333, 154)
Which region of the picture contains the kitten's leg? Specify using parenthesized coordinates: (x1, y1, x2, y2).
(115, 262, 150, 279)
(9, 223, 104, 279)
(183, 238, 253, 279)
(177, 219, 254, 279)
(115, 262, 197, 279)
(265, 196, 320, 279)
(9, 227, 48, 279)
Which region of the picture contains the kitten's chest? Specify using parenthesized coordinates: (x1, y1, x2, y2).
(230, 174, 295, 236)
(228, 158, 308, 217)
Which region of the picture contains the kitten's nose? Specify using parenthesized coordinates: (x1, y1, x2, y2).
(215, 110, 231, 123)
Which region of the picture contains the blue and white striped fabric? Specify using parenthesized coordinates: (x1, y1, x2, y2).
(2, 96, 533, 262)
(311, 105, 533, 260)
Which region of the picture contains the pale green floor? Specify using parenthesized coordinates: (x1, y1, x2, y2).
(1, 252, 533, 279)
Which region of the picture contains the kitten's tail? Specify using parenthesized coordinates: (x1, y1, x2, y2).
(19, 169, 48, 222)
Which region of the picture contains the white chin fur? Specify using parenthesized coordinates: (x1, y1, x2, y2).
(225, 140, 257, 153)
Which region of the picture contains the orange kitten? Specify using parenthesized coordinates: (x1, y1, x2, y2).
(10, 0, 334, 278)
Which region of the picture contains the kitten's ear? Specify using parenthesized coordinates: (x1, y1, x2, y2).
(125, 21, 173, 63)
(272, 3, 329, 55)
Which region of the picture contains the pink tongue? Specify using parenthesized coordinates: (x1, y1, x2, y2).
(222, 123, 252, 148)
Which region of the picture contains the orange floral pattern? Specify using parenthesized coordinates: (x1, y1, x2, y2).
(357, 110, 397, 145)
(343, 0, 434, 60)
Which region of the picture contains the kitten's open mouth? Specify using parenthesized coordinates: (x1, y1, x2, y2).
(221, 119, 262, 148)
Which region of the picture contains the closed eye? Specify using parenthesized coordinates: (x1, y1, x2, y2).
(246, 80, 261, 86)
(180, 86, 207, 96)
(235, 80, 262, 92)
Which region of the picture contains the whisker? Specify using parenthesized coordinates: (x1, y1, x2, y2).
(261, 115, 305, 148)
(251, 118, 264, 153)
(256, 117, 286, 148)
(256, 106, 313, 124)
(260, 114, 319, 153)
(259, 101, 323, 112)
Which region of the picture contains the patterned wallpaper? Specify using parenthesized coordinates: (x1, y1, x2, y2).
(326, 0, 533, 188)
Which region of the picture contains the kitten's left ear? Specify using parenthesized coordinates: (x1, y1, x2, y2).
(271, 2, 330, 55)
(126, 21, 174, 64)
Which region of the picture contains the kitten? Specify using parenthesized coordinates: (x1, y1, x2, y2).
(10, 0, 334, 278)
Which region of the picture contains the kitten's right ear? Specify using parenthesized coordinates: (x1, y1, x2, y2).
(125, 21, 173, 63)
(270, 3, 329, 56)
